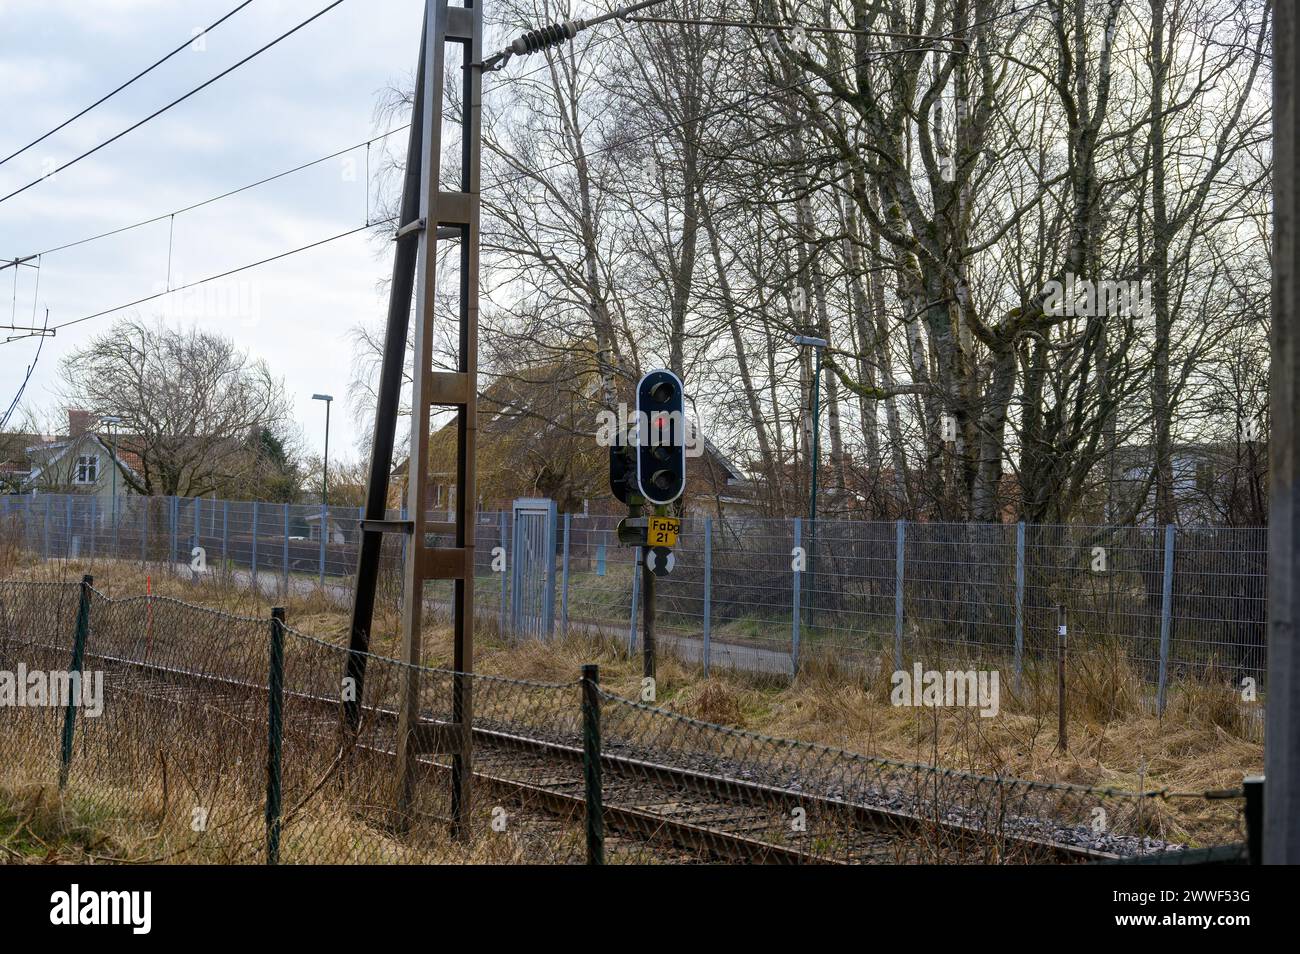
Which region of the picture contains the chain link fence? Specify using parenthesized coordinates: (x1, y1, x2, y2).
(0, 579, 1251, 864)
(1, 494, 1267, 739)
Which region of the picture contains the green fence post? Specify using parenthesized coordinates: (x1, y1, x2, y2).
(582, 664, 604, 864)
(59, 574, 93, 790)
(265, 606, 286, 864)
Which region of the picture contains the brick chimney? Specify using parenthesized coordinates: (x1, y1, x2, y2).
(67, 409, 95, 438)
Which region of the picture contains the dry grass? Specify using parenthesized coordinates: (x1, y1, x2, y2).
(4, 557, 1261, 852)
(0, 692, 587, 865)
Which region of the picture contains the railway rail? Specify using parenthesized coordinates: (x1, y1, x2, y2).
(16, 636, 1118, 864)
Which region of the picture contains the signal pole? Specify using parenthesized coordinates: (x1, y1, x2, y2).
(1269, 0, 1299, 864)
(612, 371, 686, 684)
(641, 544, 656, 680)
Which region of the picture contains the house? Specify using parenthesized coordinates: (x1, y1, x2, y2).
(1105, 440, 1267, 526)
(2, 409, 143, 501)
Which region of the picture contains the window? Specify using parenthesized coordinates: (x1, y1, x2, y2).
(74, 455, 99, 485)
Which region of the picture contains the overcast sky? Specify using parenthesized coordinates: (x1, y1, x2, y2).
(0, 0, 436, 462)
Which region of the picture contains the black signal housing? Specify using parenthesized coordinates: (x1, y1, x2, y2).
(635, 369, 687, 506)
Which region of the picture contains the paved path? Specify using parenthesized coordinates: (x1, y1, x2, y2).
(191, 564, 795, 677)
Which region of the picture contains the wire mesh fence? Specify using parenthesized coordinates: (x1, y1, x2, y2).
(588, 686, 1248, 864)
(0, 493, 1267, 739)
(0, 579, 1250, 865)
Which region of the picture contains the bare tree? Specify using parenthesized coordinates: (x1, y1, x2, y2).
(60, 317, 296, 498)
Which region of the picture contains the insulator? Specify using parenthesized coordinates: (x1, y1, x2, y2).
(510, 21, 577, 56)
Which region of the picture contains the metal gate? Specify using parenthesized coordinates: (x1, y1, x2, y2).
(510, 498, 557, 639)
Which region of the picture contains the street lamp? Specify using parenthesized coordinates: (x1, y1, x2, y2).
(792, 335, 828, 638)
(311, 394, 333, 507)
(99, 415, 123, 550)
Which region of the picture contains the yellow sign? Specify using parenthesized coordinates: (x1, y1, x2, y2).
(648, 516, 680, 548)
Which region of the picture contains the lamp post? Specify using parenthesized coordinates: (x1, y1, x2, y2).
(792, 335, 828, 635)
(311, 394, 333, 507)
(99, 415, 123, 545)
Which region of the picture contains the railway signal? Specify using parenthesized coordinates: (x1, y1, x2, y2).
(608, 368, 688, 681)
(636, 369, 687, 505)
(609, 442, 633, 504)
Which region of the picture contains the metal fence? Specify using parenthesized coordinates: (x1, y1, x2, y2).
(0, 579, 1250, 864)
(0, 493, 1267, 727)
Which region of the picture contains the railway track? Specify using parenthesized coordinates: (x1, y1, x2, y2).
(17, 636, 1117, 864)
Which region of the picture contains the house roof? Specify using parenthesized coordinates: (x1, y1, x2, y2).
(16, 432, 143, 488)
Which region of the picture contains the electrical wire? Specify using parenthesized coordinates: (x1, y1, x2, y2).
(0, 0, 348, 206)
(46, 220, 386, 337)
(493, 0, 1054, 187)
(6, 125, 409, 264)
(0, 1, 257, 168)
(626, 15, 962, 40)
(0, 37, 970, 344)
(0, 27, 631, 268)
(0, 307, 49, 429)
(0, 1, 1049, 346)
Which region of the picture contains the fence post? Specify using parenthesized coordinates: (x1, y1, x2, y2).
(703, 516, 713, 678)
(894, 519, 906, 671)
(65, 495, 72, 559)
(791, 517, 802, 669)
(43, 495, 50, 559)
(170, 496, 178, 567)
(1014, 521, 1026, 692)
(222, 501, 229, 576)
(1057, 603, 1068, 753)
(59, 574, 93, 790)
(88, 495, 96, 560)
(265, 606, 286, 864)
(509, 503, 523, 635)
(193, 496, 201, 561)
(319, 503, 327, 588)
(498, 511, 508, 634)
(582, 664, 604, 865)
(141, 497, 148, 565)
(282, 503, 290, 595)
(544, 502, 558, 639)
(1156, 523, 1175, 715)
(1244, 775, 1264, 865)
(251, 500, 260, 585)
(561, 513, 571, 633)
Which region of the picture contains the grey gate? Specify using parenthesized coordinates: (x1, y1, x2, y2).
(510, 498, 557, 639)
